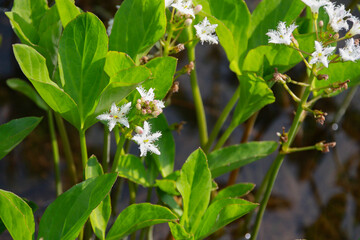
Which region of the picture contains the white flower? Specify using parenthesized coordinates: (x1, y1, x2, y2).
(309, 41, 336, 68)
(347, 17, 360, 37)
(97, 102, 131, 131)
(266, 22, 297, 45)
(132, 121, 162, 157)
(165, 0, 174, 7)
(301, 0, 330, 14)
(194, 17, 218, 45)
(136, 87, 165, 116)
(171, 0, 195, 18)
(339, 38, 360, 62)
(137, 86, 155, 102)
(107, 18, 114, 35)
(324, 3, 352, 32)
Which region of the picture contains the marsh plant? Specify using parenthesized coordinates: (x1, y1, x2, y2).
(1, 0, 359, 239)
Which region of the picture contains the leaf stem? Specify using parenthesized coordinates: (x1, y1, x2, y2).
(54, 113, 78, 184)
(187, 44, 208, 148)
(204, 86, 240, 153)
(79, 129, 88, 177)
(250, 71, 317, 240)
(48, 111, 62, 196)
(111, 134, 126, 172)
(102, 127, 110, 172)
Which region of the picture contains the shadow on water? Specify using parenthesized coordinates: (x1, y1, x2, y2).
(0, 0, 360, 239)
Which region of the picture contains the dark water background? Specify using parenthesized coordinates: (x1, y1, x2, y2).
(0, 0, 360, 239)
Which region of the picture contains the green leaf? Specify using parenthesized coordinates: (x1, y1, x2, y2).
(242, 33, 316, 77)
(194, 0, 251, 75)
(12, 44, 79, 127)
(208, 141, 278, 178)
(37, 5, 62, 74)
(6, 78, 48, 111)
(212, 183, 255, 202)
(146, 114, 175, 177)
(115, 154, 151, 187)
(157, 189, 183, 217)
(0, 189, 35, 240)
(314, 61, 360, 96)
(0, 117, 42, 160)
(10, 0, 48, 30)
(104, 51, 135, 78)
(106, 203, 177, 240)
(143, 57, 177, 99)
(156, 179, 180, 196)
(85, 156, 111, 240)
(5, 12, 39, 45)
(38, 174, 117, 240)
(169, 222, 194, 240)
(176, 149, 212, 232)
(195, 198, 258, 239)
(58, 12, 108, 129)
(229, 74, 275, 128)
(55, 0, 81, 27)
(109, 0, 166, 61)
(248, 0, 305, 49)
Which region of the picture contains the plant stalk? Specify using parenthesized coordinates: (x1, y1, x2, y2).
(79, 130, 88, 176)
(54, 112, 78, 184)
(48, 111, 62, 196)
(102, 127, 110, 172)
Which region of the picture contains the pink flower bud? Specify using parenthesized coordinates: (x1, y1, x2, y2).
(135, 126, 143, 134)
(194, 5, 202, 14)
(185, 18, 193, 26)
(142, 109, 147, 115)
(136, 103, 142, 110)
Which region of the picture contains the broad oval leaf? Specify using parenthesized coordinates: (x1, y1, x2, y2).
(55, 0, 80, 27)
(106, 203, 177, 240)
(0, 117, 42, 160)
(208, 141, 278, 178)
(212, 183, 255, 202)
(38, 173, 117, 240)
(229, 74, 275, 128)
(12, 44, 79, 127)
(104, 51, 135, 78)
(115, 154, 151, 187)
(6, 78, 48, 111)
(248, 0, 305, 49)
(109, 0, 166, 61)
(195, 198, 258, 239)
(5, 12, 39, 45)
(176, 149, 212, 232)
(58, 12, 108, 129)
(0, 189, 35, 240)
(85, 156, 111, 240)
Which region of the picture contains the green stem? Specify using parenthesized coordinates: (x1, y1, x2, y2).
(187, 45, 208, 148)
(250, 72, 317, 240)
(129, 181, 137, 204)
(48, 111, 62, 196)
(111, 134, 126, 172)
(281, 145, 318, 154)
(54, 113, 78, 184)
(280, 81, 301, 103)
(102, 127, 110, 172)
(79, 130, 88, 177)
(204, 86, 240, 153)
(213, 124, 236, 151)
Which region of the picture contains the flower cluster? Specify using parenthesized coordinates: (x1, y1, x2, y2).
(267, 0, 360, 68)
(135, 87, 165, 117)
(194, 17, 219, 45)
(97, 86, 164, 157)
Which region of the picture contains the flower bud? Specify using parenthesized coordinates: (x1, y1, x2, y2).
(142, 109, 147, 115)
(333, 33, 339, 40)
(135, 126, 143, 134)
(185, 18, 193, 26)
(194, 5, 203, 14)
(136, 103, 142, 110)
(174, 44, 185, 53)
(145, 100, 150, 106)
(319, 20, 324, 28)
(152, 110, 161, 117)
(147, 109, 152, 114)
(317, 74, 329, 81)
(185, 61, 195, 75)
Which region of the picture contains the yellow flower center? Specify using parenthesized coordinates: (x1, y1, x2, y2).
(143, 139, 149, 143)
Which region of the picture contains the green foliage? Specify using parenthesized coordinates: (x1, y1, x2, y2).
(176, 149, 212, 233)
(0, 117, 42, 160)
(55, 0, 80, 27)
(106, 203, 178, 240)
(169, 222, 194, 240)
(208, 141, 278, 178)
(212, 183, 255, 202)
(115, 154, 151, 187)
(229, 74, 275, 129)
(38, 174, 117, 240)
(85, 156, 111, 240)
(0, 190, 35, 240)
(6, 78, 48, 111)
(248, 0, 305, 49)
(109, 0, 167, 62)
